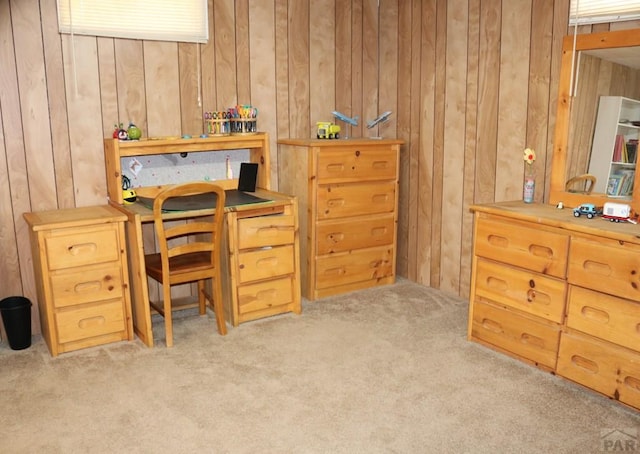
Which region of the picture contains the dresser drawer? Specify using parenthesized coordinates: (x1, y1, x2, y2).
(315, 246, 393, 290)
(237, 277, 293, 315)
(567, 285, 640, 352)
(568, 236, 640, 301)
(237, 245, 295, 284)
(45, 225, 121, 270)
(316, 214, 395, 255)
(474, 216, 569, 278)
(470, 300, 560, 369)
(55, 299, 126, 344)
(557, 330, 640, 409)
(317, 181, 395, 220)
(317, 147, 397, 183)
(236, 215, 295, 250)
(474, 258, 566, 323)
(50, 264, 124, 308)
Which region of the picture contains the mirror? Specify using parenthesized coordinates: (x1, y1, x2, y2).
(550, 28, 640, 213)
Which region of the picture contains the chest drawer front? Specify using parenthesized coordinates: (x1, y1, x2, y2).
(474, 259, 566, 323)
(568, 237, 640, 301)
(317, 147, 398, 183)
(557, 331, 640, 409)
(55, 299, 126, 344)
(237, 277, 293, 315)
(238, 245, 294, 284)
(471, 300, 560, 369)
(567, 285, 640, 352)
(45, 225, 120, 270)
(317, 182, 396, 220)
(50, 264, 124, 308)
(315, 246, 393, 290)
(316, 214, 395, 255)
(237, 215, 295, 250)
(474, 217, 568, 278)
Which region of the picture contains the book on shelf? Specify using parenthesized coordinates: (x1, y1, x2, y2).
(607, 170, 635, 197)
(627, 140, 638, 164)
(613, 134, 625, 162)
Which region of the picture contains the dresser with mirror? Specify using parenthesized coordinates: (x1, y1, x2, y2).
(468, 28, 640, 411)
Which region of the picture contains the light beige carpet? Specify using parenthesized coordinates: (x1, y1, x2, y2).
(1, 279, 639, 453)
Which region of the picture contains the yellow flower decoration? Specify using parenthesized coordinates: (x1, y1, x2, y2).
(523, 148, 536, 165)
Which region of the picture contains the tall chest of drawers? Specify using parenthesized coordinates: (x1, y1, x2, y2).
(277, 138, 403, 300)
(469, 201, 640, 411)
(24, 205, 133, 356)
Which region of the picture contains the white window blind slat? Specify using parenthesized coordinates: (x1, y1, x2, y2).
(570, 0, 640, 25)
(57, 0, 208, 43)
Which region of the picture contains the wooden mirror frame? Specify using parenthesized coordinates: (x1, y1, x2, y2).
(549, 28, 640, 212)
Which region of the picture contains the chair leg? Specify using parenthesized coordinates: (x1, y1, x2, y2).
(163, 283, 174, 347)
(197, 280, 206, 315)
(212, 277, 227, 336)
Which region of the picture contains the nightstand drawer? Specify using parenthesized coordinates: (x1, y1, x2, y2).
(557, 330, 640, 409)
(317, 147, 397, 183)
(45, 225, 121, 270)
(315, 246, 393, 290)
(237, 245, 295, 284)
(567, 285, 640, 352)
(55, 299, 126, 344)
(474, 216, 569, 278)
(474, 258, 566, 323)
(317, 181, 395, 220)
(568, 236, 640, 301)
(50, 264, 124, 308)
(237, 215, 295, 249)
(237, 277, 293, 315)
(316, 214, 395, 255)
(471, 300, 560, 369)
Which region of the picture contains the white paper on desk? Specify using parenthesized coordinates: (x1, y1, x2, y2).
(128, 158, 143, 176)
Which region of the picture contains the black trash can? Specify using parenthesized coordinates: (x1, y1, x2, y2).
(0, 296, 32, 350)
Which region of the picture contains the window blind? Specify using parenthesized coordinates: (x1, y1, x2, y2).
(570, 0, 640, 25)
(57, 0, 208, 43)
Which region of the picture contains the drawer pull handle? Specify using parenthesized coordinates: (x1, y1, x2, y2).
(68, 242, 97, 255)
(580, 305, 610, 323)
(256, 226, 290, 237)
(74, 281, 103, 293)
(78, 316, 106, 329)
(624, 376, 640, 392)
(582, 260, 612, 276)
(327, 232, 345, 243)
(325, 267, 346, 276)
(371, 226, 387, 236)
(528, 244, 552, 259)
(256, 257, 278, 267)
(326, 198, 345, 208)
(481, 318, 503, 334)
(486, 276, 507, 291)
(520, 333, 544, 348)
(571, 355, 599, 373)
(487, 234, 508, 248)
(326, 163, 345, 173)
(371, 193, 389, 204)
(371, 160, 389, 169)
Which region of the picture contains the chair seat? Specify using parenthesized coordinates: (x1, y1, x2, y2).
(145, 252, 214, 282)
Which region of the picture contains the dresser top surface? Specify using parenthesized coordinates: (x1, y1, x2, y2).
(24, 205, 127, 231)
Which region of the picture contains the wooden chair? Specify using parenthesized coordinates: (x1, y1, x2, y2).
(144, 182, 227, 347)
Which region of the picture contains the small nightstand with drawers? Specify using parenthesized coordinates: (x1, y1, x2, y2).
(24, 205, 133, 356)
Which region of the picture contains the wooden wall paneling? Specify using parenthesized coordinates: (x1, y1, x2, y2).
(114, 40, 146, 135)
(335, 1, 353, 124)
(13, 0, 57, 212)
(395, 0, 413, 278)
(309, 0, 336, 134)
(361, 0, 379, 137)
(527, 0, 554, 203)
(274, 0, 290, 140)
(214, 0, 239, 108)
(61, 35, 106, 207)
(249, 0, 279, 185)
(475, 0, 500, 204)
(234, 0, 251, 104)
(179, 43, 204, 137)
(97, 39, 119, 138)
(377, 0, 399, 139)
(41, 0, 74, 209)
(495, 1, 532, 201)
(201, 0, 217, 114)
(440, 0, 468, 294)
(287, 1, 310, 139)
(144, 42, 181, 136)
(350, 0, 364, 138)
(416, 0, 435, 285)
(460, 0, 480, 299)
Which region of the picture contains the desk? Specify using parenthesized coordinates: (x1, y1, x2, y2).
(111, 189, 301, 347)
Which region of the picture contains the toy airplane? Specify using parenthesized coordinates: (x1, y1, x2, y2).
(367, 111, 392, 129)
(332, 111, 359, 126)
